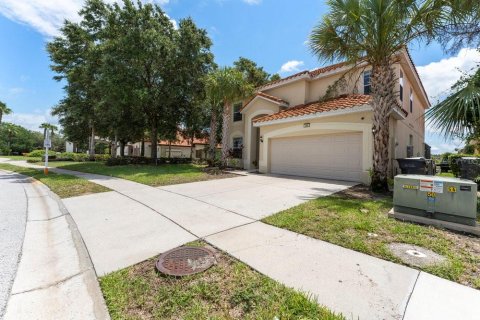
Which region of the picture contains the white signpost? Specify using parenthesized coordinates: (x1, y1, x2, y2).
(44, 130, 51, 174)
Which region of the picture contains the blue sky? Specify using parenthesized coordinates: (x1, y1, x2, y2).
(1, 0, 479, 154)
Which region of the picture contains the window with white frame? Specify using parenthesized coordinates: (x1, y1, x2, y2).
(233, 102, 243, 122)
(399, 70, 404, 102)
(232, 137, 243, 158)
(363, 70, 371, 95)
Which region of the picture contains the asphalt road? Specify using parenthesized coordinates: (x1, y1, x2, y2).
(0, 172, 27, 318)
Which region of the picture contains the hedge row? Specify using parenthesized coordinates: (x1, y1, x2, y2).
(106, 156, 192, 166)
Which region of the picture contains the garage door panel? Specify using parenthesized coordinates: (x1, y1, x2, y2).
(270, 133, 362, 182)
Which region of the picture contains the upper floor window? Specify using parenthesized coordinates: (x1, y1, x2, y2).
(399, 70, 404, 102)
(409, 87, 413, 113)
(233, 102, 242, 122)
(363, 70, 371, 95)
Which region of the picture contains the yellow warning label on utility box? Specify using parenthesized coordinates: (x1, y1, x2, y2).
(403, 184, 419, 190)
(448, 186, 457, 193)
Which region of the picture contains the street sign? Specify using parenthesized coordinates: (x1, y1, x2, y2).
(43, 139, 51, 148)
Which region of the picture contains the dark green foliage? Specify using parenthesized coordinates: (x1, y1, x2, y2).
(0, 123, 44, 155)
(105, 156, 192, 166)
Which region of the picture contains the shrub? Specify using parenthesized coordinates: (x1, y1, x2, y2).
(94, 154, 110, 162)
(105, 156, 191, 166)
(448, 154, 479, 177)
(28, 149, 56, 157)
(106, 156, 151, 166)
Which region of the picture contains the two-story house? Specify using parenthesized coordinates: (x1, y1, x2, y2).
(229, 49, 429, 184)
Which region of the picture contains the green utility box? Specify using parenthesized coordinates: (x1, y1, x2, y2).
(393, 175, 477, 226)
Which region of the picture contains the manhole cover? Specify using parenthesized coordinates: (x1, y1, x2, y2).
(388, 243, 446, 268)
(156, 246, 216, 276)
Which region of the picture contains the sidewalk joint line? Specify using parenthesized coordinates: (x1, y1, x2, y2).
(402, 270, 420, 320)
(11, 269, 90, 296)
(28, 213, 66, 222)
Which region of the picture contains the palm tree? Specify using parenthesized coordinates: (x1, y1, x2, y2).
(39, 123, 58, 139)
(309, 0, 442, 191)
(206, 67, 253, 167)
(426, 67, 480, 138)
(0, 101, 12, 124)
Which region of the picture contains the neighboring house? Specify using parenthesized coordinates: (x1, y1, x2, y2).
(119, 135, 216, 159)
(230, 49, 429, 184)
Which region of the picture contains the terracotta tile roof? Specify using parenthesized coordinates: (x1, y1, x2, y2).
(242, 92, 289, 111)
(258, 61, 348, 90)
(253, 95, 372, 124)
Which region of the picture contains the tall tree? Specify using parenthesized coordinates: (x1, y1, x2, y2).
(175, 18, 214, 159)
(48, 0, 108, 157)
(0, 101, 12, 124)
(206, 67, 253, 167)
(309, 0, 443, 191)
(39, 123, 58, 138)
(234, 57, 278, 87)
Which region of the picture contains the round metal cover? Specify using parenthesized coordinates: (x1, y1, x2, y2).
(156, 246, 216, 276)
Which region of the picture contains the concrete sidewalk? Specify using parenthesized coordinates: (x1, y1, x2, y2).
(206, 221, 480, 320)
(0, 170, 109, 320)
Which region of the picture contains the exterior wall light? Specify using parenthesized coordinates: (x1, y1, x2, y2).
(260, 136, 263, 143)
(303, 123, 310, 128)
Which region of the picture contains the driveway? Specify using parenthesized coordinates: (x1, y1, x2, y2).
(160, 173, 356, 220)
(59, 172, 353, 275)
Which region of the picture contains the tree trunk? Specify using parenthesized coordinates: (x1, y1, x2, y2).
(111, 133, 118, 157)
(0, 112, 3, 124)
(120, 141, 125, 157)
(370, 64, 397, 192)
(190, 136, 194, 160)
(209, 109, 218, 162)
(221, 102, 232, 168)
(150, 126, 158, 160)
(89, 125, 95, 157)
(140, 138, 145, 157)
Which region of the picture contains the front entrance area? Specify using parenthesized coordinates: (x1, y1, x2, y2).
(269, 132, 363, 182)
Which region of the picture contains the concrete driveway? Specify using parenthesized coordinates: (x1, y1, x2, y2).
(60, 172, 353, 275)
(160, 173, 356, 220)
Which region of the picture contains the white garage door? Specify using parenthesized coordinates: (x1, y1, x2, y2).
(270, 133, 362, 182)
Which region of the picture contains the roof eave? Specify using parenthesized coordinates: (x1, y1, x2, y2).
(241, 95, 289, 114)
(253, 104, 372, 127)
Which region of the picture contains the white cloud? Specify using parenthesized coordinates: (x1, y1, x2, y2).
(0, 0, 171, 37)
(243, 0, 262, 4)
(417, 48, 480, 103)
(279, 60, 304, 74)
(8, 87, 25, 95)
(4, 109, 58, 132)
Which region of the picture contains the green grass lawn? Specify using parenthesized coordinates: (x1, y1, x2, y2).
(0, 163, 111, 198)
(438, 172, 455, 177)
(46, 162, 237, 187)
(100, 243, 343, 320)
(263, 186, 480, 289)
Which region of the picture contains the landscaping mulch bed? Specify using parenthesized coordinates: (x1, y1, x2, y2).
(100, 243, 343, 320)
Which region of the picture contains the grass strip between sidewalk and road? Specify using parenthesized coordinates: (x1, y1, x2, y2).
(263, 186, 480, 289)
(100, 242, 344, 320)
(0, 163, 111, 198)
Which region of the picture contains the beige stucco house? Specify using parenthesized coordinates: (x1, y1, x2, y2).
(229, 50, 429, 184)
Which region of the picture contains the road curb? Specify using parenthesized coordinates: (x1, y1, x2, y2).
(2, 170, 110, 320)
